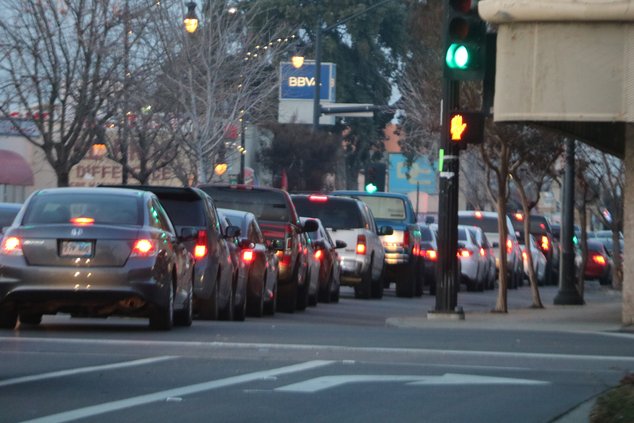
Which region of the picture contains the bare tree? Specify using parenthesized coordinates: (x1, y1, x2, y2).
(0, 0, 135, 186)
(148, 1, 293, 185)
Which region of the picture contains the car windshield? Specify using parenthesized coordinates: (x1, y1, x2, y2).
(351, 195, 406, 220)
(459, 216, 499, 233)
(201, 188, 289, 222)
(23, 193, 140, 225)
(158, 197, 206, 227)
(292, 197, 363, 229)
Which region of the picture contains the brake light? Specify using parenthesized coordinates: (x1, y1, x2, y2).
(356, 235, 367, 255)
(480, 247, 486, 256)
(475, 211, 482, 219)
(241, 249, 255, 263)
(314, 249, 323, 260)
(506, 239, 513, 254)
(1, 236, 23, 256)
(131, 239, 157, 257)
(540, 235, 550, 252)
(194, 230, 208, 259)
(70, 217, 94, 226)
(309, 195, 328, 203)
(458, 248, 472, 258)
(522, 250, 528, 261)
(425, 249, 438, 261)
(403, 231, 410, 247)
(514, 213, 523, 221)
(592, 254, 606, 266)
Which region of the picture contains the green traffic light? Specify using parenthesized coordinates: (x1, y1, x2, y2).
(446, 43, 470, 69)
(365, 183, 378, 194)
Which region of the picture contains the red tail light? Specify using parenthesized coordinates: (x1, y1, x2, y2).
(309, 195, 328, 202)
(403, 230, 410, 247)
(514, 212, 523, 221)
(356, 235, 367, 255)
(458, 248, 472, 258)
(592, 254, 606, 266)
(314, 249, 323, 260)
(70, 217, 94, 226)
(540, 235, 550, 252)
(425, 249, 438, 261)
(241, 249, 255, 263)
(194, 230, 208, 259)
(1, 236, 23, 256)
(131, 239, 157, 257)
(522, 250, 528, 261)
(480, 247, 486, 256)
(506, 239, 513, 254)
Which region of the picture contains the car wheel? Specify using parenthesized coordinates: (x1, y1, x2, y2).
(599, 275, 612, 286)
(354, 262, 373, 299)
(19, 313, 42, 326)
(296, 267, 310, 311)
(219, 275, 235, 321)
(248, 274, 265, 317)
(395, 263, 415, 298)
(319, 269, 333, 303)
(174, 274, 193, 327)
(371, 264, 385, 299)
(198, 273, 220, 321)
(0, 307, 17, 329)
(233, 282, 247, 322)
(150, 281, 174, 331)
(277, 262, 299, 313)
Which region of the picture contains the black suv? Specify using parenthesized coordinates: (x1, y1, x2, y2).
(103, 185, 240, 320)
(198, 185, 317, 312)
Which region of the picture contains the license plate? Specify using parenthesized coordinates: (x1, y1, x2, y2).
(60, 241, 93, 257)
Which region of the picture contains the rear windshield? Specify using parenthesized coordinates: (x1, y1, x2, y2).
(458, 227, 468, 241)
(292, 197, 363, 229)
(23, 193, 140, 225)
(459, 216, 499, 233)
(510, 216, 552, 234)
(201, 187, 289, 222)
(159, 197, 206, 227)
(350, 195, 406, 221)
(0, 206, 20, 227)
(220, 211, 248, 234)
(420, 226, 434, 242)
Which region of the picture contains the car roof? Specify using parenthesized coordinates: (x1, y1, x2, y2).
(35, 187, 149, 198)
(331, 190, 409, 200)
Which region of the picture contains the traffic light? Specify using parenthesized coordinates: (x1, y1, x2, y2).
(365, 163, 386, 193)
(448, 111, 484, 146)
(444, 0, 487, 80)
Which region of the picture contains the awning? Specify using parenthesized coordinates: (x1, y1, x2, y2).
(0, 149, 34, 186)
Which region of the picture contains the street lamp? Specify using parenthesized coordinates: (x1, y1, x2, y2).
(238, 112, 247, 184)
(183, 2, 198, 34)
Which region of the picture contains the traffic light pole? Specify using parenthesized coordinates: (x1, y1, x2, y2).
(430, 78, 464, 319)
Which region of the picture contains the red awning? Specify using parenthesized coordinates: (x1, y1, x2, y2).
(0, 149, 34, 186)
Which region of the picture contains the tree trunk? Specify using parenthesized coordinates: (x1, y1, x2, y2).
(577, 204, 588, 298)
(494, 144, 509, 313)
(516, 181, 544, 308)
(57, 170, 70, 187)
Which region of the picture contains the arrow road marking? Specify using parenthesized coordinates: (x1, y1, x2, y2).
(276, 373, 549, 393)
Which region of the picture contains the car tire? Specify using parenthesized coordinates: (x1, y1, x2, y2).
(395, 263, 415, 298)
(19, 313, 42, 326)
(150, 282, 174, 331)
(248, 274, 265, 317)
(219, 275, 235, 321)
(414, 261, 424, 297)
(233, 289, 246, 322)
(264, 280, 277, 315)
(278, 262, 299, 313)
(0, 307, 17, 329)
(599, 275, 612, 286)
(174, 274, 193, 327)
(354, 263, 373, 299)
(331, 284, 340, 303)
(318, 269, 333, 303)
(296, 267, 310, 311)
(198, 274, 220, 321)
(371, 264, 385, 299)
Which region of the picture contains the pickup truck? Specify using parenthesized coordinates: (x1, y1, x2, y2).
(331, 191, 423, 297)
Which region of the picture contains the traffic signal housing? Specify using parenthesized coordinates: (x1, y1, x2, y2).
(448, 111, 484, 147)
(365, 162, 386, 193)
(444, 0, 487, 80)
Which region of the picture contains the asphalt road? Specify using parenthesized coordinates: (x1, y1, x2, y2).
(1, 284, 632, 423)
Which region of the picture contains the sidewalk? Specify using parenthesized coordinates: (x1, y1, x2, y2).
(386, 282, 629, 333)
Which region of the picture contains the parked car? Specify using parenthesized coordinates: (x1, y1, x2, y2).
(521, 234, 548, 286)
(299, 218, 321, 307)
(0, 187, 194, 330)
(466, 225, 496, 290)
(580, 239, 613, 285)
(0, 202, 21, 228)
(218, 208, 279, 317)
(198, 185, 317, 313)
(290, 194, 392, 299)
(458, 210, 523, 289)
(103, 185, 239, 321)
(510, 212, 559, 285)
(418, 224, 439, 295)
(457, 225, 486, 291)
(331, 191, 423, 297)
(303, 217, 345, 303)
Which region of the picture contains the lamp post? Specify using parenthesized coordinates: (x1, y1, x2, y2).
(238, 113, 246, 184)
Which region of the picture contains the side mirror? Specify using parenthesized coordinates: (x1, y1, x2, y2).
(238, 238, 255, 249)
(180, 227, 198, 241)
(379, 226, 393, 236)
(335, 240, 347, 249)
(225, 225, 241, 238)
(302, 219, 319, 233)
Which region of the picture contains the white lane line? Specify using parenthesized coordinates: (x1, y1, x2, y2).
(2, 337, 633, 363)
(20, 360, 334, 423)
(0, 356, 176, 388)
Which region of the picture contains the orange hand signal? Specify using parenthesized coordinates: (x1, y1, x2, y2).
(450, 114, 467, 141)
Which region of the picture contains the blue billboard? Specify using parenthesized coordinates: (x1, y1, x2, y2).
(279, 62, 336, 101)
(388, 153, 437, 194)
